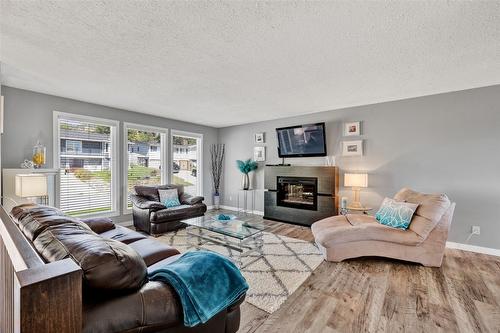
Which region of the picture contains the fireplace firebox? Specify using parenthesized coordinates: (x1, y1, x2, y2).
(277, 176, 318, 211)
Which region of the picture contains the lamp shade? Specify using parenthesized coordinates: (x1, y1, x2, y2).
(15, 174, 48, 198)
(344, 173, 368, 188)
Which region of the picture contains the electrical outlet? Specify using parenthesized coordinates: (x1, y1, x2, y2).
(472, 226, 480, 235)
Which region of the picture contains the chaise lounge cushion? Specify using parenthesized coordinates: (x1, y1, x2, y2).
(34, 223, 147, 291)
(312, 214, 422, 247)
(394, 188, 451, 239)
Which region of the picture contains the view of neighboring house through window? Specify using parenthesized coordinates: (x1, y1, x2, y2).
(55, 113, 118, 217)
(125, 125, 166, 210)
(172, 131, 202, 196)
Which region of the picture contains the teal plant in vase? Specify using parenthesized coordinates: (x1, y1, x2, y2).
(236, 159, 258, 190)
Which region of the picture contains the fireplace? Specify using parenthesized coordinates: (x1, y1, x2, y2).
(277, 176, 318, 211)
(264, 166, 338, 226)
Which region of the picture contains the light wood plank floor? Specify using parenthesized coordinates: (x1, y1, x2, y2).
(237, 217, 500, 333)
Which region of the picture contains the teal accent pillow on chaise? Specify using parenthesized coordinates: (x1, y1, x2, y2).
(375, 197, 419, 230)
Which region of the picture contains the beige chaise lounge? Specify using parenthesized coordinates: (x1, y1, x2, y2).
(311, 188, 455, 267)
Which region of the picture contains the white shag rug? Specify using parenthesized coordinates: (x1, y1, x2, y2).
(156, 229, 324, 313)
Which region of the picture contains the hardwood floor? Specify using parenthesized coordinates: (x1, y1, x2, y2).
(237, 217, 500, 333)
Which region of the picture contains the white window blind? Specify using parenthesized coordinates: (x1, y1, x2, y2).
(126, 126, 165, 209)
(57, 115, 117, 216)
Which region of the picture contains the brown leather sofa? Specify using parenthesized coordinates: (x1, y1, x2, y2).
(130, 185, 207, 236)
(9, 203, 244, 333)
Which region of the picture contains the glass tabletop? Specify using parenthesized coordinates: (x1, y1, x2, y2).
(181, 215, 268, 240)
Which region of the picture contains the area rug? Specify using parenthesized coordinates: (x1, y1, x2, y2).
(156, 229, 324, 313)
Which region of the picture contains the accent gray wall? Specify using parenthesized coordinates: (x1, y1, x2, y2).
(1, 86, 218, 223)
(218, 85, 500, 249)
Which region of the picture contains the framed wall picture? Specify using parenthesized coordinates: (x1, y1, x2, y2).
(344, 121, 360, 136)
(255, 132, 265, 143)
(254, 146, 266, 161)
(342, 140, 363, 156)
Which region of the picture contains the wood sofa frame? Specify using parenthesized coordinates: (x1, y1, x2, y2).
(0, 206, 82, 333)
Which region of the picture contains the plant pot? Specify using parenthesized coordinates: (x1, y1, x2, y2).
(241, 173, 250, 190)
(213, 194, 220, 210)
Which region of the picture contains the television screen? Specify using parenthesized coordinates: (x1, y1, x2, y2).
(276, 123, 327, 157)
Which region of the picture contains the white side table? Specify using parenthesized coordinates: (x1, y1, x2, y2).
(347, 206, 373, 215)
(237, 189, 255, 215)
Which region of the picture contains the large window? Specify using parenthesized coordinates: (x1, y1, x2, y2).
(171, 130, 203, 196)
(54, 112, 119, 217)
(124, 124, 167, 211)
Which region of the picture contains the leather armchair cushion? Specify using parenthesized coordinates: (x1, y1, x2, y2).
(80, 217, 116, 234)
(180, 194, 204, 205)
(100, 225, 147, 244)
(128, 238, 180, 266)
(150, 204, 206, 222)
(134, 185, 185, 202)
(34, 223, 147, 291)
(130, 194, 166, 210)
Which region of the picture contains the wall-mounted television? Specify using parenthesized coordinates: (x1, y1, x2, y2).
(276, 122, 327, 158)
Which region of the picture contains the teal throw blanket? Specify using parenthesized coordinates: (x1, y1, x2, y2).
(148, 251, 248, 327)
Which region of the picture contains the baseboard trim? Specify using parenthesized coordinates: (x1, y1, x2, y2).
(208, 205, 264, 216)
(446, 242, 500, 257)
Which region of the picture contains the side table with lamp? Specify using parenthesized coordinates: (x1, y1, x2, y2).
(343, 173, 372, 214)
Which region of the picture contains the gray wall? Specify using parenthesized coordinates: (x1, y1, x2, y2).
(1, 86, 218, 223)
(3, 85, 500, 248)
(219, 85, 500, 249)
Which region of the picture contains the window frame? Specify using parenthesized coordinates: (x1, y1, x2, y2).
(53, 111, 120, 218)
(123, 122, 168, 214)
(170, 129, 203, 197)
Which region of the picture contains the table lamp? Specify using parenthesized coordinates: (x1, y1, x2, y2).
(15, 174, 48, 204)
(344, 173, 368, 209)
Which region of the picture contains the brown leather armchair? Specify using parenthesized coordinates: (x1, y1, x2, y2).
(130, 185, 207, 236)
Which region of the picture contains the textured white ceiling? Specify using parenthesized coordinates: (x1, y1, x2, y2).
(1, 1, 499, 127)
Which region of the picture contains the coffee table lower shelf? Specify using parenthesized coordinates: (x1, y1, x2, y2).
(185, 226, 264, 268)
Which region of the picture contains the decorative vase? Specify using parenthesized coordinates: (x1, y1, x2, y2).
(241, 173, 250, 190)
(32, 141, 46, 169)
(213, 194, 220, 210)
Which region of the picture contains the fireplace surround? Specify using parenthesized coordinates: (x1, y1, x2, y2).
(264, 166, 338, 226)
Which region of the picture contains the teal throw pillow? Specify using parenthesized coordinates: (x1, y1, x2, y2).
(375, 198, 419, 230)
(158, 189, 181, 208)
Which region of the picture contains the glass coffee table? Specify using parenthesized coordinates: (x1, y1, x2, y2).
(181, 214, 268, 268)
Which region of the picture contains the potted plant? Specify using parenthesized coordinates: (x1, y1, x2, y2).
(210, 144, 225, 210)
(236, 159, 258, 190)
